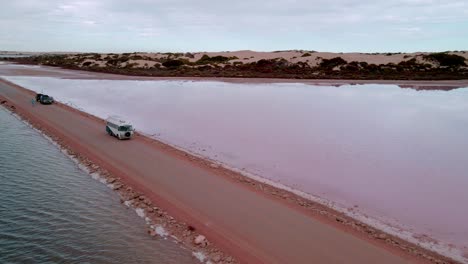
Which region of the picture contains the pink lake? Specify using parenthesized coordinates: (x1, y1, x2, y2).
(4, 74, 468, 262)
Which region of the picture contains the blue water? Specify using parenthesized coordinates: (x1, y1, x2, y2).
(0, 107, 196, 263)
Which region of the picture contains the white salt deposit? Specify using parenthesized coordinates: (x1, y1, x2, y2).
(192, 251, 206, 262)
(135, 208, 145, 218)
(151, 225, 169, 237)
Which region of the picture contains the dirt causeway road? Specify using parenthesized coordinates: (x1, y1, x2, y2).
(0, 79, 411, 264)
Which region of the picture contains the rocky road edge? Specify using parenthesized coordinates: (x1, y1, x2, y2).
(0, 98, 236, 264)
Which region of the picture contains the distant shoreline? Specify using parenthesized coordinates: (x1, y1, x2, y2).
(4, 50, 468, 81)
(2, 62, 468, 91)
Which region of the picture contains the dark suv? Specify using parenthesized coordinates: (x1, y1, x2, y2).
(36, 94, 54, 105)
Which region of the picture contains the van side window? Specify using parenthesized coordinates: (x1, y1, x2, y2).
(107, 122, 118, 129)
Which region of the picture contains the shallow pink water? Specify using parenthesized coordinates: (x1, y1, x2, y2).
(5, 75, 468, 259)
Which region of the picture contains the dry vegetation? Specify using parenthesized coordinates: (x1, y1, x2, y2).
(4, 50, 468, 80)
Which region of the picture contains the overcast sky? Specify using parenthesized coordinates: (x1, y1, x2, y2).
(1, 0, 467, 53)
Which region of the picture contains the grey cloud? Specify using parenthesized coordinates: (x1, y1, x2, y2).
(1, 0, 467, 52)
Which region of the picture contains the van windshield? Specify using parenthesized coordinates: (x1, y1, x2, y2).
(118, 125, 133, 131)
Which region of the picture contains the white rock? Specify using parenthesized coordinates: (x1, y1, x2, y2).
(194, 235, 206, 245)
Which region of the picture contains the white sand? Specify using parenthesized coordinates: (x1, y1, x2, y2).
(61, 50, 468, 69)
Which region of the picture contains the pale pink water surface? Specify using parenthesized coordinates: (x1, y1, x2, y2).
(4, 74, 468, 261)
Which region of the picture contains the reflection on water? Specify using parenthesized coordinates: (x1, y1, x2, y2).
(0, 108, 196, 264)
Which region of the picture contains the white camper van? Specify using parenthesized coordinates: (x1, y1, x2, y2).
(106, 116, 134, 140)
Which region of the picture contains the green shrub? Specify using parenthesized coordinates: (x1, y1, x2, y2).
(424, 53, 466, 67)
(301, 53, 312, 57)
(106, 56, 129, 66)
(184, 52, 195, 58)
(162, 59, 185, 68)
(125, 63, 138, 69)
(319, 57, 347, 68)
(196, 55, 235, 65)
(129, 55, 144, 60)
(399, 58, 417, 66)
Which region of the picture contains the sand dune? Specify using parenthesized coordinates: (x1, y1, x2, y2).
(87, 50, 468, 68)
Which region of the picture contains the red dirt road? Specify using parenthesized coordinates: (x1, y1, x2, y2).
(0, 79, 411, 264)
